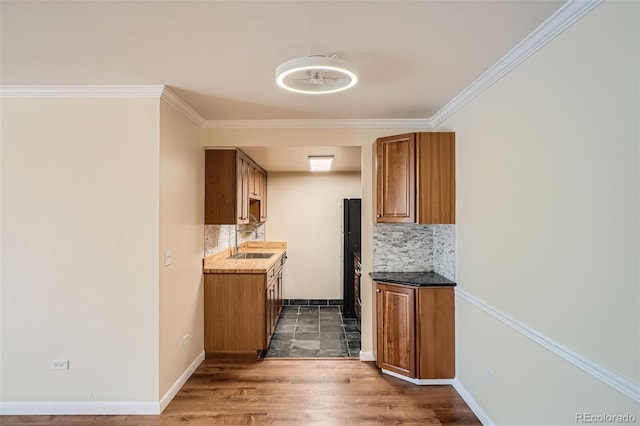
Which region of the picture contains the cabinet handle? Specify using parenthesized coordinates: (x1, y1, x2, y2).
(376, 214, 381, 218)
(376, 289, 381, 293)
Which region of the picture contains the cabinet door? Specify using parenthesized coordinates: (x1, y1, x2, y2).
(205, 150, 237, 225)
(265, 278, 275, 346)
(260, 172, 268, 221)
(276, 270, 283, 319)
(249, 164, 259, 198)
(376, 282, 416, 378)
(236, 154, 250, 224)
(416, 132, 455, 224)
(374, 134, 415, 223)
(416, 287, 455, 379)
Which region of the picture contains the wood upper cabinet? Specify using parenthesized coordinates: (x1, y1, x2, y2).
(205, 149, 267, 225)
(236, 152, 250, 224)
(373, 132, 455, 224)
(259, 171, 268, 221)
(416, 133, 455, 224)
(374, 281, 455, 380)
(374, 133, 416, 223)
(249, 163, 261, 199)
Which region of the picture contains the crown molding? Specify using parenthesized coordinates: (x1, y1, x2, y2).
(160, 87, 206, 127)
(0, 85, 165, 98)
(0, 0, 602, 129)
(202, 118, 433, 130)
(430, 0, 604, 128)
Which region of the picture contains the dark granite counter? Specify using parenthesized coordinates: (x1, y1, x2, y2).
(369, 271, 456, 287)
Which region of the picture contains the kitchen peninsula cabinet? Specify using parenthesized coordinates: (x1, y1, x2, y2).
(373, 132, 455, 224)
(372, 272, 455, 381)
(205, 148, 267, 225)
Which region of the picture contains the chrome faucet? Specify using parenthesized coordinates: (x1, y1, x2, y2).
(233, 214, 264, 253)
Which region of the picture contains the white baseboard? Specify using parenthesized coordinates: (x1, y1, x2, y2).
(359, 351, 375, 362)
(0, 350, 205, 416)
(0, 401, 160, 415)
(376, 369, 493, 425)
(380, 369, 454, 386)
(159, 350, 205, 412)
(452, 379, 495, 426)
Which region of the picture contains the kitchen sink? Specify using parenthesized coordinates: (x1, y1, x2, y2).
(228, 252, 275, 259)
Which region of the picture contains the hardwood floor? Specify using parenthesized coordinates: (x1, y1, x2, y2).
(1, 359, 481, 425)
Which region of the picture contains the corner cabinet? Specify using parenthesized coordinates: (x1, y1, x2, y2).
(374, 281, 455, 380)
(373, 132, 455, 224)
(205, 149, 267, 225)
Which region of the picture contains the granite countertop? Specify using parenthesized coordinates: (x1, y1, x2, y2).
(203, 241, 287, 274)
(369, 271, 456, 287)
(353, 252, 361, 262)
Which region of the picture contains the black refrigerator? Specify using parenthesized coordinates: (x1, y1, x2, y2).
(342, 198, 361, 318)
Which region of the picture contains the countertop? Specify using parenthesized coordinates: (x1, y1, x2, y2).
(203, 241, 287, 274)
(353, 252, 361, 262)
(369, 271, 456, 287)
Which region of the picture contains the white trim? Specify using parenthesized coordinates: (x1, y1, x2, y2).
(159, 350, 205, 412)
(381, 369, 454, 386)
(452, 379, 495, 426)
(0, 85, 165, 98)
(0, 401, 160, 416)
(456, 288, 640, 404)
(430, 0, 604, 127)
(202, 118, 433, 130)
(359, 351, 375, 362)
(160, 87, 206, 127)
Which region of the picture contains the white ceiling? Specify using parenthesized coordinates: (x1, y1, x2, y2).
(241, 146, 362, 172)
(1, 0, 564, 121)
(1, 0, 566, 172)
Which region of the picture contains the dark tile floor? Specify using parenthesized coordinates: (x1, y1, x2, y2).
(265, 305, 361, 358)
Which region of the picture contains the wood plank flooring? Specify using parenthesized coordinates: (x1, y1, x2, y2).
(1, 359, 481, 425)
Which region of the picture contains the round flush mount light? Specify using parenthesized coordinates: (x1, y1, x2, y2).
(275, 55, 358, 94)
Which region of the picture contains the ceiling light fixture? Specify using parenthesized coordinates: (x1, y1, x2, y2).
(308, 155, 334, 172)
(276, 56, 358, 94)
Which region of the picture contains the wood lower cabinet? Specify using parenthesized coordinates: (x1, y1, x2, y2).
(204, 253, 285, 357)
(376, 283, 416, 377)
(265, 259, 283, 344)
(374, 281, 455, 380)
(373, 132, 455, 224)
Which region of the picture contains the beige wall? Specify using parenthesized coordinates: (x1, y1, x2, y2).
(158, 101, 204, 398)
(0, 98, 160, 402)
(439, 1, 639, 423)
(267, 172, 361, 299)
(201, 128, 419, 354)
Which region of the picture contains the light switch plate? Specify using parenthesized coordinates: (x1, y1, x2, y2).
(164, 250, 172, 266)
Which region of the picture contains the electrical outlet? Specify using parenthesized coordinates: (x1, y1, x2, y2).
(164, 250, 173, 266)
(51, 359, 69, 370)
(182, 334, 190, 347)
(483, 367, 494, 383)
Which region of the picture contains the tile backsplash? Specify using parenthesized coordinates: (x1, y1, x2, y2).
(204, 224, 266, 257)
(373, 223, 455, 280)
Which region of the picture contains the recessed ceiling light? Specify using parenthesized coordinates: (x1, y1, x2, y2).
(308, 155, 334, 172)
(276, 56, 358, 95)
